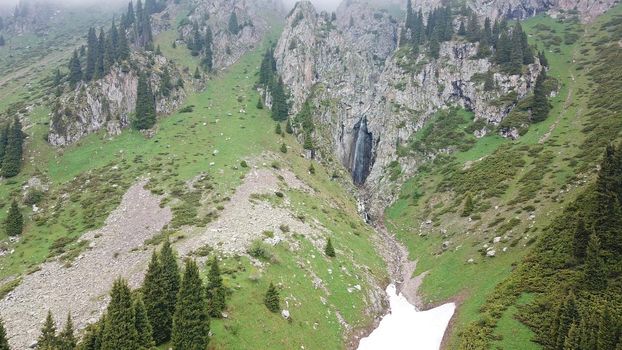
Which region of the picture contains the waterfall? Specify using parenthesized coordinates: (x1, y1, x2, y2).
(351, 117, 373, 185)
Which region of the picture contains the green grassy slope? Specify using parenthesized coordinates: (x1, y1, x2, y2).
(0, 13, 387, 350)
(385, 5, 622, 349)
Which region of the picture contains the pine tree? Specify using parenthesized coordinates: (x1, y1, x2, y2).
(554, 292, 578, 350)
(38, 311, 58, 350)
(101, 278, 138, 350)
(462, 195, 474, 217)
(0, 318, 8, 350)
(5, 199, 23, 236)
(573, 218, 589, 261)
(466, 13, 480, 42)
(275, 123, 282, 135)
(264, 282, 280, 312)
(68, 50, 83, 87)
(159, 240, 180, 328)
(133, 73, 157, 130)
(0, 124, 7, 165)
(270, 78, 289, 121)
(538, 50, 549, 67)
(85, 28, 98, 81)
(256, 98, 263, 109)
(206, 257, 226, 318)
(280, 143, 287, 153)
(142, 251, 170, 345)
(325, 238, 336, 257)
(133, 296, 155, 349)
(228, 12, 239, 35)
(78, 322, 103, 350)
(193, 67, 201, 79)
(483, 71, 495, 91)
(95, 29, 106, 79)
(563, 322, 579, 350)
(172, 259, 210, 350)
(458, 21, 466, 36)
(58, 314, 76, 350)
(531, 70, 550, 123)
(203, 28, 213, 71)
(118, 31, 130, 61)
(1, 117, 23, 178)
(596, 306, 616, 350)
(584, 235, 607, 290)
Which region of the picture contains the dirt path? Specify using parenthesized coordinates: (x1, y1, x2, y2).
(0, 181, 172, 350)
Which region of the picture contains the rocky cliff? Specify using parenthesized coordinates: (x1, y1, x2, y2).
(48, 53, 185, 146)
(274, 0, 546, 215)
(179, 0, 285, 70)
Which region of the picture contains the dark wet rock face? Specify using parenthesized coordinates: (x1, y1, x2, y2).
(351, 118, 373, 185)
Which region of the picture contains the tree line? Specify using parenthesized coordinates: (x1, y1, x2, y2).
(258, 46, 289, 122)
(0, 241, 284, 349)
(401, 1, 545, 75)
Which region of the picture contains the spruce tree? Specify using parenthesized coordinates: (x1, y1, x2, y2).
(228, 12, 239, 35)
(142, 251, 170, 344)
(285, 119, 293, 134)
(1, 116, 23, 178)
(206, 257, 226, 318)
(280, 143, 287, 153)
(270, 78, 289, 121)
(538, 50, 549, 67)
(172, 259, 210, 350)
(101, 278, 138, 350)
(203, 28, 213, 71)
(68, 50, 83, 87)
(38, 311, 58, 350)
(264, 282, 280, 313)
(58, 313, 76, 350)
(133, 73, 157, 130)
(596, 306, 616, 350)
(85, 28, 98, 81)
(256, 98, 263, 109)
(96, 29, 106, 79)
(325, 238, 336, 257)
(193, 67, 201, 79)
(531, 70, 550, 123)
(573, 218, 589, 261)
(483, 71, 495, 91)
(78, 322, 103, 350)
(275, 123, 282, 135)
(0, 124, 7, 165)
(159, 240, 180, 327)
(0, 318, 10, 350)
(118, 31, 130, 61)
(5, 199, 23, 236)
(584, 235, 607, 290)
(133, 296, 155, 349)
(462, 195, 474, 217)
(563, 322, 579, 350)
(554, 292, 578, 350)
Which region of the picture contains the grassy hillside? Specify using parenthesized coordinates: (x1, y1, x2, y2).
(385, 5, 622, 349)
(0, 9, 388, 350)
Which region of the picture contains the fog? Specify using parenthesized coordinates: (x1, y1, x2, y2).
(283, 0, 342, 11)
(0, 0, 129, 11)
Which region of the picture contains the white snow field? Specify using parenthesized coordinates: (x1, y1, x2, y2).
(358, 284, 456, 350)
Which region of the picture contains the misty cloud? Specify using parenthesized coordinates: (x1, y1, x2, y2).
(282, 0, 342, 11)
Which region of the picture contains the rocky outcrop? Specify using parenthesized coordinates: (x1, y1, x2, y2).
(179, 0, 285, 70)
(48, 54, 185, 146)
(274, 0, 543, 215)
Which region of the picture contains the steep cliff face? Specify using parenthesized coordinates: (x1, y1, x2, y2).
(179, 0, 285, 70)
(274, 0, 542, 214)
(48, 54, 185, 146)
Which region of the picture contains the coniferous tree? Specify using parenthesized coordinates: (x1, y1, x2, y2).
(264, 282, 280, 313)
(118, 29, 130, 61)
(466, 13, 480, 42)
(85, 27, 98, 81)
(483, 71, 495, 91)
(38, 311, 58, 350)
(596, 306, 616, 350)
(193, 67, 201, 79)
(563, 323, 579, 350)
(133, 296, 155, 349)
(256, 98, 263, 109)
(270, 78, 289, 121)
(538, 50, 549, 67)
(0, 124, 7, 165)
(96, 29, 106, 79)
(531, 70, 550, 123)
(202, 28, 213, 71)
(5, 199, 23, 236)
(325, 238, 336, 257)
(458, 21, 466, 36)
(160, 68, 172, 97)
(142, 251, 170, 345)
(275, 123, 282, 135)
(228, 12, 239, 35)
(133, 73, 157, 130)
(553, 292, 578, 350)
(584, 235, 607, 290)
(1, 116, 23, 178)
(160, 240, 180, 327)
(68, 50, 83, 87)
(0, 318, 9, 350)
(0, 36, 5, 47)
(285, 119, 293, 134)
(58, 314, 76, 350)
(172, 260, 210, 350)
(573, 218, 589, 261)
(206, 257, 226, 318)
(101, 279, 138, 350)
(462, 195, 474, 217)
(78, 322, 103, 350)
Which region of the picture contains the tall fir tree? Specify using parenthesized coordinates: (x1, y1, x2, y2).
(563, 322, 579, 350)
(573, 218, 589, 261)
(264, 282, 280, 313)
(1, 116, 23, 178)
(596, 306, 616, 350)
(78, 319, 104, 350)
(228, 11, 239, 35)
(142, 251, 170, 345)
(202, 28, 213, 71)
(68, 50, 83, 87)
(171, 259, 210, 350)
(0, 124, 7, 165)
(85, 27, 98, 81)
(58, 313, 76, 350)
(531, 70, 550, 123)
(160, 240, 180, 327)
(325, 238, 336, 257)
(584, 235, 607, 290)
(133, 296, 155, 349)
(133, 73, 157, 130)
(38, 311, 58, 350)
(5, 199, 23, 236)
(206, 257, 226, 318)
(270, 77, 289, 121)
(101, 279, 138, 350)
(553, 292, 578, 350)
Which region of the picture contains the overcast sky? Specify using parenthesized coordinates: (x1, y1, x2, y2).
(284, 0, 342, 11)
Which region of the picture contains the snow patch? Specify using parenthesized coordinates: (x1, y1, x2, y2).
(358, 284, 455, 350)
